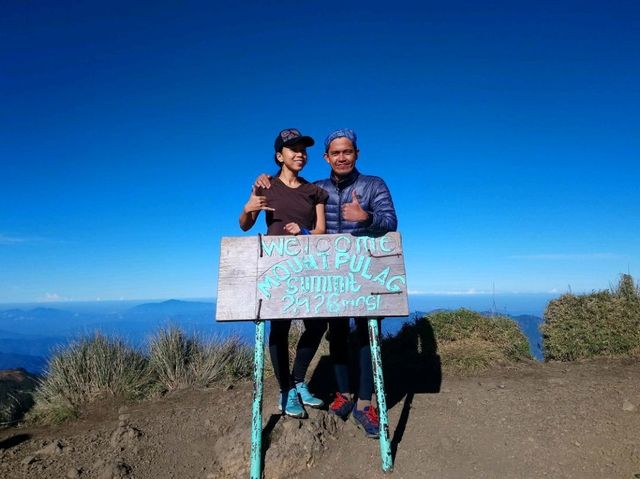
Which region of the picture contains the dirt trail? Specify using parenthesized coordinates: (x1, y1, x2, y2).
(1, 359, 639, 478)
(308, 359, 640, 479)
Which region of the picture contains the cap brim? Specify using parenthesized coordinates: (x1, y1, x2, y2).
(283, 136, 315, 148)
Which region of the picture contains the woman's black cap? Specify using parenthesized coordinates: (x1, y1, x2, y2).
(274, 128, 315, 152)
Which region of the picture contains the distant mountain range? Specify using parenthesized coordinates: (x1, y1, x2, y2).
(0, 299, 545, 373)
(0, 351, 47, 374)
(510, 314, 544, 359)
(0, 300, 218, 374)
(129, 299, 214, 315)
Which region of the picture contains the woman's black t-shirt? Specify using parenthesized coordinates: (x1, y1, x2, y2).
(256, 177, 328, 236)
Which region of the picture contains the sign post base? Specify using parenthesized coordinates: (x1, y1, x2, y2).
(368, 318, 394, 473)
(250, 321, 265, 479)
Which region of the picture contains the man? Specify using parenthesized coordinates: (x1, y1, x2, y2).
(256, 128, 397, 438)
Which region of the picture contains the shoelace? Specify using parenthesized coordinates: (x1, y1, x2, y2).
(365, 406, 379, 425)
(289, 389, 301, 404)
(331, 393, 349, 409)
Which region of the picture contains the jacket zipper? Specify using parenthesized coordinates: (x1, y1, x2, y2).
(336, 186, 342, 233)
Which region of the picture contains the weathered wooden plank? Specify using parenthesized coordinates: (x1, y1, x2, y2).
(216, 232, 409, 322)
(216, 236, 258, 321)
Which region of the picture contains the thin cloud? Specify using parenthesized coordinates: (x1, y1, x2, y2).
(0, 233, 31, 244)
(412, 289, 562, 295)
(0, 233, 66, 245)
(408, 288, 427, 295)
(412, 289, 494, 295)
(509, 253, 623, 261)
(40, 292, 71, 302)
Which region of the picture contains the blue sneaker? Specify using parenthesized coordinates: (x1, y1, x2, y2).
(295, 382, 324, 408)
(351, 406, 380, 438)
(278, 388, 307, 418)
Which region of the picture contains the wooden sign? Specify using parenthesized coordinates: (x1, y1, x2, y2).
(216, 232, 408, 321)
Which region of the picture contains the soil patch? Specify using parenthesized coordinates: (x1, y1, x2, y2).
(1, 358, 639, 478)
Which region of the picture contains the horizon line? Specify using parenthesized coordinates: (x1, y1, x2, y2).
(0, 290, 572, 307)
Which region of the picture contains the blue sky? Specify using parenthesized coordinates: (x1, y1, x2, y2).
(1, 0, 638, 303)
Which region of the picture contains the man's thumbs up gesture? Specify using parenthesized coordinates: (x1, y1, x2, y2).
(342, 190, 369, 222)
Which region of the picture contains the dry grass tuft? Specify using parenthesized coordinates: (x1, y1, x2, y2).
(426, 309, 532, 374)
(29, 334, 151, 424)
(148, 327, 254, 391)
(542, 274, 640, 361)
(29, 327, 254, 424)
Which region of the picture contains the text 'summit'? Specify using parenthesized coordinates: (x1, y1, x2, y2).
(257, 235, 406, 316)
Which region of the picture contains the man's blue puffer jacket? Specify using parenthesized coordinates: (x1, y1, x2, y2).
(315, 168, 397, 236)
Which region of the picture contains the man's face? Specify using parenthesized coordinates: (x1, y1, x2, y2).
(324, 137, 359, 176)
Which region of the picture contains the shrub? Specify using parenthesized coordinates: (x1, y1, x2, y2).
(0, 370, 37, 427)
(148, 327, 197, 390)
(191, 336, 253, 386)
(425, 309, 531, 374)
(29, 334, 152, 424)
(28, 327, 255, 425)
(542, 274, 640, 361)
(148, 327, 253, 391)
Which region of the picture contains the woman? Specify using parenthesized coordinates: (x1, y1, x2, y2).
(239, 128, 328, 418)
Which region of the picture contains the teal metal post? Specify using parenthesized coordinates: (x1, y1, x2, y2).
(368, 318, 393, 473)
(250, 320, 265, 479)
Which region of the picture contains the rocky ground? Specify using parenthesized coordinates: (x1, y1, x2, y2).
(1, 358, 639, 478)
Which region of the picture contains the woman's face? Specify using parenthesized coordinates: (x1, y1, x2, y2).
(277, 143, 308, 172)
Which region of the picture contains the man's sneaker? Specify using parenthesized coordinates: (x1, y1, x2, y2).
(278, 388, 307, 418)
(328, 392, 354, 419)
(351, 406, 380, 438)
(295, 382, 324, 408)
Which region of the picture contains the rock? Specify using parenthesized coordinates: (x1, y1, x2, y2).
(21, 455, 37, 466)
(548, 378, 565, 385)
(214, 409, 339, 478)
(66, 466, 83, 478)
(36, 439, 64, 456)
(96, 459, 132, 479)
(622, 400, 636, 412)
(111, 424, 143, 448)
